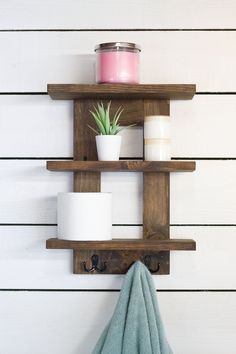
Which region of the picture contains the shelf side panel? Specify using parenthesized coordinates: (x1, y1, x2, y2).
(73, 99, 100, 192)
(143, 98, 170, 272)
(143, 172, 170, 239)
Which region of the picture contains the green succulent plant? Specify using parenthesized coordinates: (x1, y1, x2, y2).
(88, 101, 134, 135)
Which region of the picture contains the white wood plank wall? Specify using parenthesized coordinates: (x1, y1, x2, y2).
(0, 1, 236, 353)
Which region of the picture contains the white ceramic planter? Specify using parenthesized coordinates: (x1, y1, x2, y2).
(144, 115, 171, 161)
(57, 192, 112, 241)
(96, 135, 122, 161)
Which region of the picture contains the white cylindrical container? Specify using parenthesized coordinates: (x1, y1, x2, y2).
(144, 115, 171, 139)
(144, 115, 171, 161)
(144, 139, 171, 161)
(57, 193, 112, 241)
(96, 135, 122, 161)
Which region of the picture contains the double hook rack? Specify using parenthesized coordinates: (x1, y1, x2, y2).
(82, 254, 160, 274)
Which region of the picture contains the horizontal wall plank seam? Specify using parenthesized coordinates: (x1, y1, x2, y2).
(1, 223, 236, 227)
(0, 92, 48, 95)
(0, 157, 74, 160)
(197, 92, 236, 95)
(1, 29, 236, 32)
(172, 158, 236, 160)
(1, 157, 236, 160)
(0, 289, 236, 292)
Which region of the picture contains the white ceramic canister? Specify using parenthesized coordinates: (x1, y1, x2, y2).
(144, 115, 171, 161)
(144, 115, 171, 139)
(96, 135, 122, 161)
(144, 138, 171, 161)
(57, 192, 112, 241)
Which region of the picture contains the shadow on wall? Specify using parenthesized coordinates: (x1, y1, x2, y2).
(42, 54, 96, 85)
(60, 54, 96, 84)
(69, 54, 96, 83)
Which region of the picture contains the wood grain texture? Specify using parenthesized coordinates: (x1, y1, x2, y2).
(143, 99, 170, 240)
(75, 98, 144, 126)
(143, 172, 170, 239)
(47, 160, 196, 172)
(48, 84, 196, 100)
(46, 238, 196, 251)
(143, 98, 170, 116)
(73, 100, 100, 192)
(73, 250, 169, 274)
(142, 99, 171, 272)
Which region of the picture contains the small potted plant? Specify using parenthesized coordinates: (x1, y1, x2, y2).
(88, 101, 133, 161)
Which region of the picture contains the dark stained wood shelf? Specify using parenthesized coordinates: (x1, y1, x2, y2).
(46, 238, 196, 251)
(47, 84, 196, 100)
(46, 81, 197, 274)
(47, 160, 196, 173)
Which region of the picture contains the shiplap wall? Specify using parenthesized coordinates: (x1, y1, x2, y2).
(1, 1, 236, 353)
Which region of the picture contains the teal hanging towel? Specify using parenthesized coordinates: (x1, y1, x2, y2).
(92, 261, 173, 354)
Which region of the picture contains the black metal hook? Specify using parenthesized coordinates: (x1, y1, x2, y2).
(82, 254, 107, 273)
(143, 255, 160, 273)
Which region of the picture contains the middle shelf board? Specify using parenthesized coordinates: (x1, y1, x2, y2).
(46, 238, 196, 251)
(47, 160, 196, 173)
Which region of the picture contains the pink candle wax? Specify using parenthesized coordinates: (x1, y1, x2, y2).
(95, 42, 141, 84)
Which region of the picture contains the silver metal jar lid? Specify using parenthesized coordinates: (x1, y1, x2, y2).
(95, 42, 141, 52)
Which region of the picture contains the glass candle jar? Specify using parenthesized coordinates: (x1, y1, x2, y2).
(95, 42, 141, 84)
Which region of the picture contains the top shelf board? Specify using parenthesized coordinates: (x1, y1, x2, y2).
(47, 84, 196, 100)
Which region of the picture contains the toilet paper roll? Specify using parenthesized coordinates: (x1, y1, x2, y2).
(144, 138, 171, 161)
(144, 115, 171, 139)
(57, 192, 112, 241)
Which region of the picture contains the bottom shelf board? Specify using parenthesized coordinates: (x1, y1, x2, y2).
(46, 238, 196, 251)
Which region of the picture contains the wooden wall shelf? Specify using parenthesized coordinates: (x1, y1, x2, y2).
(47, 238, 196, 251)
(47, 238, 196, 274)
(47, 84, 196, 100)
(46, 83, 196, 275)
(47, 160, 196, 173)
